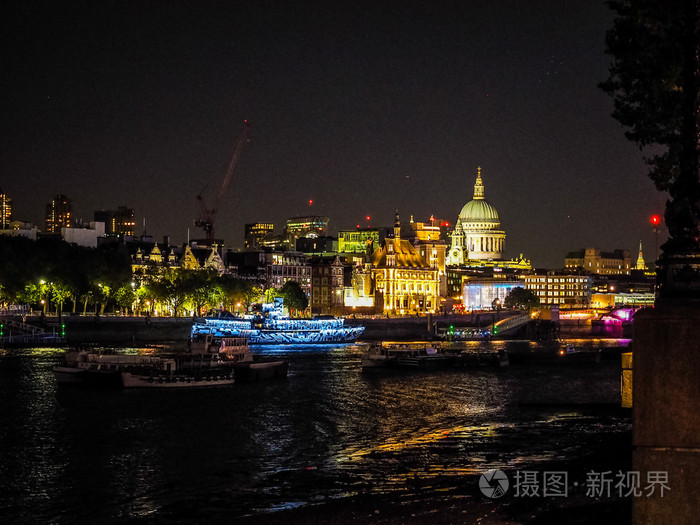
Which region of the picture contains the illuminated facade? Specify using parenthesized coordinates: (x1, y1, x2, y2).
(410, 216, 448, 297)
(369, 212, 440, 315)
(266, 251, 312, 299)
(0, 189, 12, 228)
(244, 223, 274, 250)
(564, 248, 632, 275)
(338, 228, 381, 254)
(447, 168, 505, 265)
(94, 206, 136, 237)
(522, 272, 592, 307)
(635, 241, 646, 270)
(45, 194, 73, 234)
(130, 242, 224, 276)
(463, 279, 523, 310)
(284, 216, 329, 246)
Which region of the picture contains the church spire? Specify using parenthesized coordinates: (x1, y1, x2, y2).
(394, 210, 401, 239)
(636, 240, 646, 270)
(473, 166, 485, 200)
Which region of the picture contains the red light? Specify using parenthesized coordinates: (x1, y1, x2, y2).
(650, 214, 661, 226)
(309, 200, 313, 206)
(356, 224, 360, 228)
(366, 216, 371, 221)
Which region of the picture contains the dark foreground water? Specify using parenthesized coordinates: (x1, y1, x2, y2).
(0, 339, 631, 524)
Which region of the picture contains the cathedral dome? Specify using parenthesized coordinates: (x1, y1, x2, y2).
(446, 167, 506, 266)
(459, 199, 499, 221)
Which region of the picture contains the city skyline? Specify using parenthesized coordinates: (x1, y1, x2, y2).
(3, 1, 666, 267)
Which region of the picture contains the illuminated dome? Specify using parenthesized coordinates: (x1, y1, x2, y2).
(459, 199, 499, 221)
(447, 167, 506, 265)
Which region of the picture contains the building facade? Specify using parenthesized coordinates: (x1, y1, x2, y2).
(45, 195, 73, 234)
(564, 248, 632, 275)
(244, 223, 274, 250)
(309, 255, 345, 315)
(0, 189, 12, 228)
(447, 168, 506, 265)
(94, 207, 136, 237)
(522, 272, 592, 307)
(284, 216, 329, 246)
(463, 279, 524, 310)
(338, 228, 381, 254)
(368, 213, 440, 315)
(265, 251, 312, 300)
(62, 221, 105, 248)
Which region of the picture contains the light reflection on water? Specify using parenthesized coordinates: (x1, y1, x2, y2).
(0, 341, 631, 523)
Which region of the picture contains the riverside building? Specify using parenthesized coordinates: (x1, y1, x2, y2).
(367, 212, 440, 315)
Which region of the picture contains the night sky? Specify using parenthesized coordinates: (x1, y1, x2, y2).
(2, 1, 666, 267)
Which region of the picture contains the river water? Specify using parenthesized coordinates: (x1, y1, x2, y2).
(0, 339, 631, 524)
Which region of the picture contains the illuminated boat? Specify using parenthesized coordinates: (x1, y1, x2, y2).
(192, 300, 365, 345)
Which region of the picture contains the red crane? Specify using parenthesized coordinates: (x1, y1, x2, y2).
(195, 121, 250, 243)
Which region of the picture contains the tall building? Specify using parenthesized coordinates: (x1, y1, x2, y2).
(0, 189, 12, 228)
(94, 206, 136, 237)
(244, 223, 274, 250)
(284, 216, 329, 247)
(45, 195, 72, 234)
(447, 167, 506, 265)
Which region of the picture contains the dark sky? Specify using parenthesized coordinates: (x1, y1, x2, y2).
(2, 0, 666, 267)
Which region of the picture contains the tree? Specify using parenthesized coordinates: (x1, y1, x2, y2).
(600, 0, 700, 258)
(278, 281, 309, 316)
(504, 287, 540, 311)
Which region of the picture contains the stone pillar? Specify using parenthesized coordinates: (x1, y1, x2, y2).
(633, 304, 700, 523)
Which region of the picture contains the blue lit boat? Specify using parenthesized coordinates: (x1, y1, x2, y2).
(192, 301, 365, 345)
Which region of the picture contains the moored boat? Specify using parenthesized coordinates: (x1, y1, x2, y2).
(362, 341, 509, 370)
(53, 334, 288, 388)
(361, 342, 458, 370)
(185, 333, 288, 383)
(53, 351, 171, 387)
(506, 342, 602, 365)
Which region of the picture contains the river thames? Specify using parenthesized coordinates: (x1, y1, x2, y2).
(0, 340, 631, 524)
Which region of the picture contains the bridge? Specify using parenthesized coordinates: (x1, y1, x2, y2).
(0, 319, 66, 346)
(491, 313, 532, 336)
(437, 313, 532, 340)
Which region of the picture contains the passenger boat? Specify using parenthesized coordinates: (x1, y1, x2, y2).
(192, 299, 364, 345)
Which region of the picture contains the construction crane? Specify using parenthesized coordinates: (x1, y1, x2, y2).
(195, 120, 250, 243)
